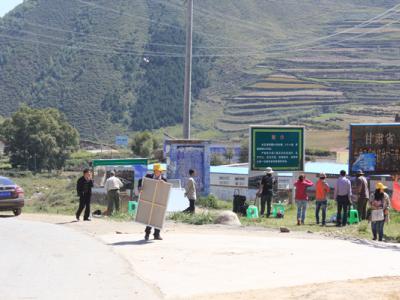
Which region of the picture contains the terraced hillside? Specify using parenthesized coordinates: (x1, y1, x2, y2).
(217, 12, 400, 135)
(217, 74, 347, 132)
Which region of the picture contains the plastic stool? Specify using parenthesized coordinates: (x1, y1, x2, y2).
(348, 208, 359, 224)
(272, 203, 285, 218)
(128, 201, 138, 216)
(246, 205, 259, 219)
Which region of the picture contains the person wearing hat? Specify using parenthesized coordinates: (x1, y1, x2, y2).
(355, 170, 369, 221)
(104, 170, 124, 216)
(257, 167, 276, 217)
(138, 163, 167, 240)
(315, 173, 330, 226)
(369, 182, 390, 241)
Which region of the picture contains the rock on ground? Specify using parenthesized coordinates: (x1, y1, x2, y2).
(214, 211, 241, 226)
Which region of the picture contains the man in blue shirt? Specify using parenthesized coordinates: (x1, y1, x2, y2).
(334, 170, 352, 226)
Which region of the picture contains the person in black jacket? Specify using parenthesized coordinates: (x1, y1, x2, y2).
(76, 168, 94, 221)
(257, 167, 276, 218)
(138, 163, 167, 240)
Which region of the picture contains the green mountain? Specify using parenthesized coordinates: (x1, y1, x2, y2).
(0, 0, 399, 141)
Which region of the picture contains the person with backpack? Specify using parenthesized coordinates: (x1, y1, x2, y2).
(369, 182, 390, 241)
(315, 173, 330, 226)
(257, 167, 275, 218)
(294, 174, 314, 225)
(354, 170, 369, 220)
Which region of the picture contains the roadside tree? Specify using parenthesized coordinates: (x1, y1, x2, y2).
(130, 131, 160, 158)
(1, 105, 79, 172)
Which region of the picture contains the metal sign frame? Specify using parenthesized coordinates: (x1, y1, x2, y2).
(349, 123, 400, 175)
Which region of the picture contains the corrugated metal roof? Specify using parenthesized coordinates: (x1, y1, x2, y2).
(209, 162, 348, 176)
(146, 162, 348, 176)
(305, 162, 348, 175)
(210, 166, 248, 175)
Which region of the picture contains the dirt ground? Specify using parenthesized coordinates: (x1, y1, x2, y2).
(17, 213, 400, 300)
(193, 277, 400, 300)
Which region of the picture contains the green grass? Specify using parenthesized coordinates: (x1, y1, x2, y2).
(312, 113, 338, 121)
(168, 212, 217, 225)
(197, 195, 233, 210)
(240, 201, 400, 242)
(12, 173, 128, 221)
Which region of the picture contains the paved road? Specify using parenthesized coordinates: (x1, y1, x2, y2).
(6, 214, 400, 299)
(0, 217, 161, 300)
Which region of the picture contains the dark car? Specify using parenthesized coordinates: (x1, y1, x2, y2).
(0, 176, 24, 216)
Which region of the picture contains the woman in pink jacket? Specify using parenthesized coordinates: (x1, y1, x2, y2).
(294, 174, 314, 225)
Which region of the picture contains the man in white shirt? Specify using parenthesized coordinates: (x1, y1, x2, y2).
(183, 169, 197, 213)
(105, 171, 123, 215)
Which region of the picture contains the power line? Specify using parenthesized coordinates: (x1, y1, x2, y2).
(301, 18, 400, 51)
(0, 32, 262, 58)
(0, 33, 184, 57)
(5, 16, 259, 50)
(273, 3, 400, 51)
(0, 24, 264, 56)
(0, 25, 184, 56)
(76, 0, 248, 46)
(157, 0, 272, 35)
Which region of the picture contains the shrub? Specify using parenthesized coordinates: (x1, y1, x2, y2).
(198, 195, 219, 209)
(169, 212, 216, 225)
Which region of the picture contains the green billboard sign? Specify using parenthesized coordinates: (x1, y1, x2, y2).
(250, 126, 304, 171)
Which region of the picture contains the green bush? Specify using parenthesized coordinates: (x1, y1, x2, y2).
(169, 212, 216, 225)
(197, 195, 232, 210)
(198, 195, 219, 209)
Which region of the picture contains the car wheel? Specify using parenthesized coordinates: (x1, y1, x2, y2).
(13, 208, 22, 216)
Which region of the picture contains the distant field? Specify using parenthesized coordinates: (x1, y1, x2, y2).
(307, 78, 400, 84)
(249, 82, 326, 89)
(306, 130, 349, 151)
(262, 76, 304, 83)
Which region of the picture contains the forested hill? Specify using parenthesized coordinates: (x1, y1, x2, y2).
(0, 0, 211, 139)
(0, 0, 397, 140)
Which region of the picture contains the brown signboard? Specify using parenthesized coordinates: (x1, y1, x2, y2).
(349, 123, 400, 175)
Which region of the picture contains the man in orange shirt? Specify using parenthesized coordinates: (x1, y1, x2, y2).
(315, 173, 330, 226)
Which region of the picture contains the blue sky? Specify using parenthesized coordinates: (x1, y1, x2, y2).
(0, 0, 23, 17)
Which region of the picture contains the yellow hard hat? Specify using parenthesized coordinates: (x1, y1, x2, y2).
(375, 182, 387, 190)
(153, 163, 165, 172)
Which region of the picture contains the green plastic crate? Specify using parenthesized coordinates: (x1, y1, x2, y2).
(246, 205, 259, 219)
(272, 203, 285, 218)
(128, 201, 138, 216)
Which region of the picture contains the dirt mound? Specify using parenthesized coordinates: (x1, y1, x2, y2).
(214, 211, 241, 226)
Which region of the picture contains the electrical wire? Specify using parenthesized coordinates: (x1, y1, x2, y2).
(0, 32, 262, 58)
(5, 16, 260, 50)
(76, 0, 249, 46)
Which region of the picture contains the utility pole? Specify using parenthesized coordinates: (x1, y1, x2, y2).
(183, 0, 193, 139)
